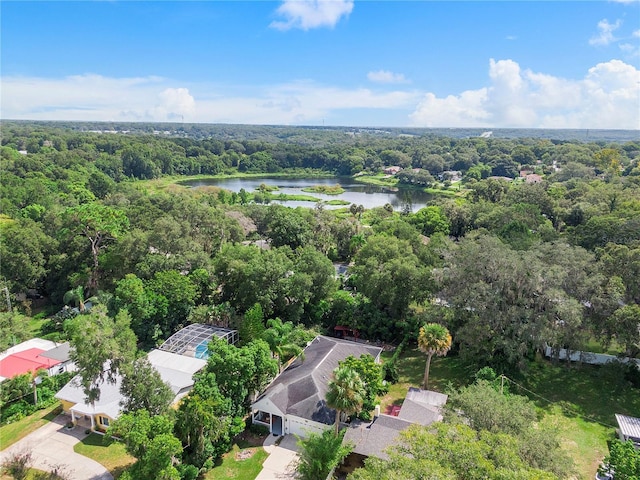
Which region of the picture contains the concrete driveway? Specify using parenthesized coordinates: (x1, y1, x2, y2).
(0, 414, 112, 480)
(255, 434, 299, 480)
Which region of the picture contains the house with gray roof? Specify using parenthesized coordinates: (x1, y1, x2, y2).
(250, 335, 382, 438)
(341, 387, 447, 470)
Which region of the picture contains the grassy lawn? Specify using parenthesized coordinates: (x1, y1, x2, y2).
(378, 347, 475, 410)
(1, 468, 48, 480)
(354, 174, 399, 188)
(378, 349, 638, 480)
(73, 433, 135, 479)
(205, 443, 269, 480)
(0, 403, 61, 449)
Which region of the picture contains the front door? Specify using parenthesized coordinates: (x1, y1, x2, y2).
(272, 415, 283, 435)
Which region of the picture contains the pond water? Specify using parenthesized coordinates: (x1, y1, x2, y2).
(181, 176, 435, 212)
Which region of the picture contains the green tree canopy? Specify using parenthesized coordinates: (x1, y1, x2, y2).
(351, 235, 432, 318)
(348, 423, 560, 480)
(326, 365, 366, 435)
(119, 357, 174, 416)
(417, 323, 452, 389)
(67, 306, 137, 405)
(107, 409, 182, 480)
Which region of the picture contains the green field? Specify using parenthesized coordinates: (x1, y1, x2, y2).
(379, 347, 636, 480)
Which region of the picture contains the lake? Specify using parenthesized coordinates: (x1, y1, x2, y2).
(180, 176, 436, 212)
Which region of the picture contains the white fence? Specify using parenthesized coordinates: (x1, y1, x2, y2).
(544, 345, 640, 367)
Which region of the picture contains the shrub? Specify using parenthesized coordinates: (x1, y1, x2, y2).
(248, 422, 269, 436)
(1, 401, 36, 424)
(1, 449, 32, 480)
(382, 361, 399, 383)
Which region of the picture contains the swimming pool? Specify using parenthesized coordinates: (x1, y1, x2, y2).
(194, 340, 210, 359)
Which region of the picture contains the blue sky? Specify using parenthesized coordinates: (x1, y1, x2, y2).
(2, 1, 639, 128)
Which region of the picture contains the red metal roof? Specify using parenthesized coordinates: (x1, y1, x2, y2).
(0, 348, 61, 379)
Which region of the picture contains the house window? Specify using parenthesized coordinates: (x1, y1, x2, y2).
(254, 411, 270, 424)
(98, 417, 110, 427)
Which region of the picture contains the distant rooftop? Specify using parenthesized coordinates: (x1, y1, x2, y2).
(158, 324, 238, 359)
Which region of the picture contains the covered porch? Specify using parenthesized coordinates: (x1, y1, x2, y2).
(252, 410, 284, 436)
(69, 405, 111, 433)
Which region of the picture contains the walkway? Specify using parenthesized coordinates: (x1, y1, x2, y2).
(0, 414, 112, 480)
(255, 434, 299, 480)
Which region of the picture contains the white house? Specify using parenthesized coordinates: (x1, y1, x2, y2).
(55, 324, 236, 432)
(250, 336, 382, 438)
(38, 342, 76, 376)
(55, 349, 207, 432)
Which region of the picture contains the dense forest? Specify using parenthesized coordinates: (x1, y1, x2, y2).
(1, 121, 639, 364)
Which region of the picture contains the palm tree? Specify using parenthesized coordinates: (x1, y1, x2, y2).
(63, 285, 97, 313)
(325, 366, 365, 435)
(417, 323, 452, 390)
(262, 318, 303, 372)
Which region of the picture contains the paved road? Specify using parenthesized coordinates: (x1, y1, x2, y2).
(255, 434, 299, 480)
(0, 415, 112, 480)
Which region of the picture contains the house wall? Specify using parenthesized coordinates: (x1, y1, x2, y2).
(251, 397, 283, 419)
(60, 400, 75, 413)
(95, 414, 112, 432)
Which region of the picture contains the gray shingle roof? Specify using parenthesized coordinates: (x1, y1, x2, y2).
(397, 387, 447, 425)
(39, 342, 71, 362)
(343, 415, 414, 460)
(255, 336, 382, 426)
(344, 387, 448, 460)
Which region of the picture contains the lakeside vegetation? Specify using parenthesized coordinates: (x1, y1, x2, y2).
(301, 184, 345, 195)
(1, 121, 638, 480)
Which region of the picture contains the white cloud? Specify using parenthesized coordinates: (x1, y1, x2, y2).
(410, 58, 640, 129)
(3, 60, 638, 129)
(0, 74, 419, 125)
(589, 19, 622, 46)
(634, 30, 640, 37)
(270, 0, 353, 31)
(367, 70, 409, 84)
(153, 88, 196, 120)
